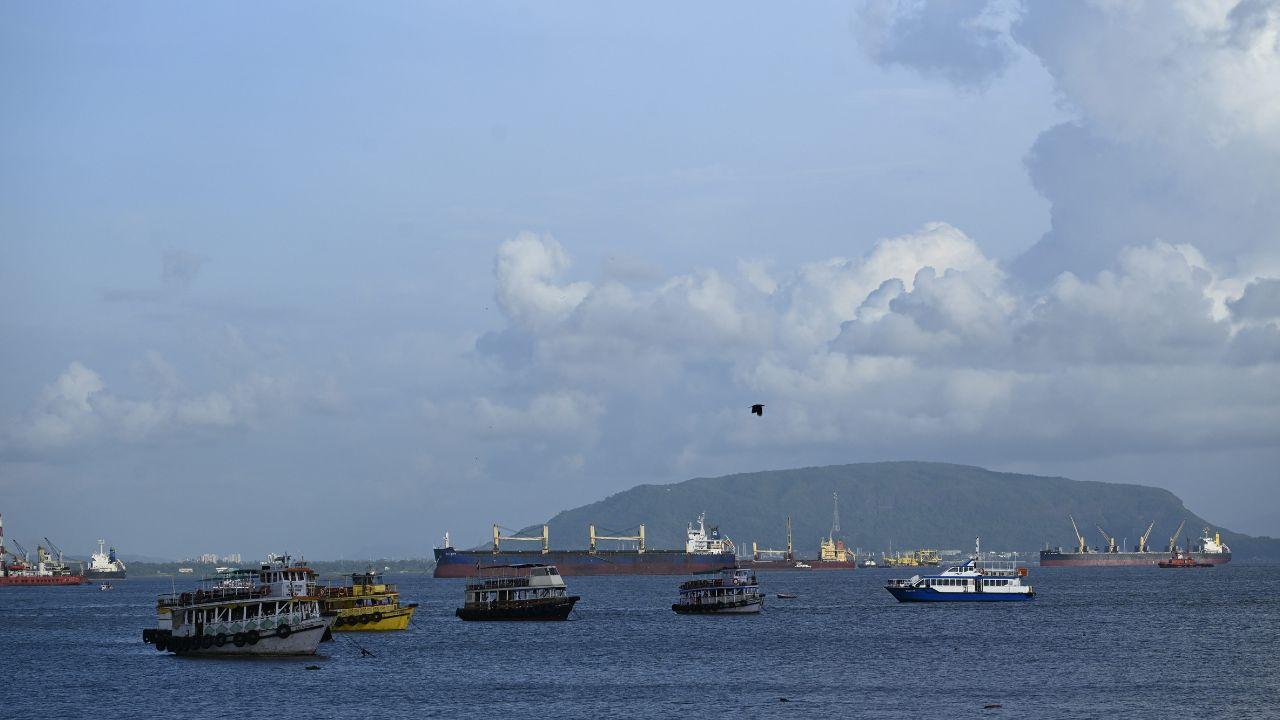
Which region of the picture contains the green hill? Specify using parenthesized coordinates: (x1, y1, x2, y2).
(521, 462, 1280, 559)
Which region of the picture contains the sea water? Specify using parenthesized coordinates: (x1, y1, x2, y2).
(2, 564, 1277, 719)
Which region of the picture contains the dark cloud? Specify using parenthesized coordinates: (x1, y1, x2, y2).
(1229, 278, 1280, 320)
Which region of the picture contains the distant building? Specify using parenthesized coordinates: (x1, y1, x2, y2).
(221, 553, 242, 563)
(198, 553, 219, 564)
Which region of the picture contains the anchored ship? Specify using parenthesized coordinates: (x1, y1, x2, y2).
(745, 493, 858, 570)
(1038, 516, 1231, 567)
(85, 539, 127, 580)
(322, 569, 418, 631)
(142, 555, 336, 656)
(433, 513, 736, 577)
(0, 515, 83, 586)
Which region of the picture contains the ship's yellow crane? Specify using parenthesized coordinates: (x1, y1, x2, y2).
(492, 524, 550, 554)
(1168, 519, 1186, 552)
(589, 524, 645, 554)
(1096, 526, 1118, 554)
(1137, 520, 1156, 553)
(751, 515, 794, 561)
(1069, 515, 1088, 553)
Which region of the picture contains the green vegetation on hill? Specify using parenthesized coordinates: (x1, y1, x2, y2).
(523, 462, 1279, 559)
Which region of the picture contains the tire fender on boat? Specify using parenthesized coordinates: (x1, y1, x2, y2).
(214, 633, 227, 647)
(276, 624, 292, 639)
(245, 629, 260, 645)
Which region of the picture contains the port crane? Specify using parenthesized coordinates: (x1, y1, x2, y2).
(752, 515, 794, 561)
(1167, 519, 1186, 552)
(1096, 526, 1118, 554)
(1136, 520, 1155, 553)
(1069, 515, 1088, 553)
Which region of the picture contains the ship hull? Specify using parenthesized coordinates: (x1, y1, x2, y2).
(1038, 551, 1231, 567)
(85, 568, 127, 580)
(0, 574, 84, 586)
(455, 596, 579, 621)
(886, 587, 1034, 602)
(332, 604, 417, 631)
(433, 548, 736, 577)
(672, 598, 763, 614)
(144, 620, 333, 656)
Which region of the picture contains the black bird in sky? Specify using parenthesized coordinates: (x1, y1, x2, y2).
(750, 404, 764, 416)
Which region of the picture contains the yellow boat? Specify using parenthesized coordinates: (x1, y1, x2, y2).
(321, 570, 417, 631)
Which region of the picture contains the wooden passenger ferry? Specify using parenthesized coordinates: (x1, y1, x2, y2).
(456, 564, 579, 621)
(142, 556, 336, 656)
(672, 567, 763, 614)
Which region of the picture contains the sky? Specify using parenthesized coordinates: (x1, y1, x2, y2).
(2, 1, 1278, 559)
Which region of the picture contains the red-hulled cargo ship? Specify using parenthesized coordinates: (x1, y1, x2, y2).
(434, 515, 737, 578)
(0, 514, 85, 586)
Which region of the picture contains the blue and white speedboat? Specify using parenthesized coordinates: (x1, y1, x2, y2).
(885, 539, 1034, 603)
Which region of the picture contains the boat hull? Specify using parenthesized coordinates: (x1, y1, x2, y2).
(85, 568, 127, 580)
(886, 586, 1034, 602)
(144, 620, 334, 656)
(455, 596, 579, 621)
(0, 574, 84, 586)
(332, 604, 417, 631)
(433, 548, 735, 577)
(1039, 550, 1230, 567)
(672, 598, 763, 614)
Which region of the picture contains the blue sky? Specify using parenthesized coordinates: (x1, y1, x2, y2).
(3, 1, 1278, 558)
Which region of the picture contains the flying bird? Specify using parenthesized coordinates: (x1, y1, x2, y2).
(750, 404, 764, 416)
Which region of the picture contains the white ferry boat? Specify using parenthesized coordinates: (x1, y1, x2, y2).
(456, 564, 579, 621)
(672, 567, 763, 614)
(142, 555, 336, 655)
(885, 539, 1034, 603)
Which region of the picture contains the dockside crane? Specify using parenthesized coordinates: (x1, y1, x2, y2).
(1168, 519, 1186, 552)
(1096, 526, 1118, 553)
(1069, 515, 1088, 553)
(43, 536, 68, 564)
(1136, 520, 1156, 553)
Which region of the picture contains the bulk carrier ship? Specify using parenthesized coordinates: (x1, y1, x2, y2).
(1038, 516, 1231, 567)
(433, 514, 736, 577)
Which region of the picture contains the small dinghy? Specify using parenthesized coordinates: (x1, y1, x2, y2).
(776, 593, 798, 599)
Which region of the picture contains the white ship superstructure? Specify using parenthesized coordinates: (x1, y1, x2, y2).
(85, 539, 126, 579)
(685, 513, 733, 554)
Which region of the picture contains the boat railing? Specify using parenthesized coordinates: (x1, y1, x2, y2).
(157, 586, 271, 607)
(885, 577, 920, 588)
(466, 577, 531, 591)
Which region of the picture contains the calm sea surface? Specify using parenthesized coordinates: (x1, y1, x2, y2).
(3, 564, 1278, 719)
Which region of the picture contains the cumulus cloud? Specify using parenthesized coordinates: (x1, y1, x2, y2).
(4, 359, 330, 455)
(856, 0, 1016, 88)
(476, 228, 1279, 479)
(855, 1, 1280, 284)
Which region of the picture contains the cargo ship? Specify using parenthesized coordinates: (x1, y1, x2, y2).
(85, 539, 127, 579)
(433, 514, 736, 578)
(1, 515, 84, 586)
(1038, 516, 1231, 567)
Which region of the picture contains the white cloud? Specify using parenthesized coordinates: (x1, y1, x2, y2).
(4, 360, 330, 455)
(474, 227, 1278, 478)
